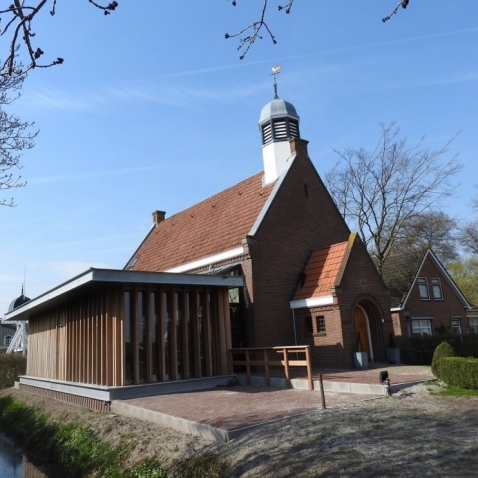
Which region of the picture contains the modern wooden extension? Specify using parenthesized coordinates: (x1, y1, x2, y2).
(6, 268, 243, 408)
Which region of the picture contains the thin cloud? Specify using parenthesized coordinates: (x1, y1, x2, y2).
(19, 25, 478, 112)
(28, 164, 175, 185)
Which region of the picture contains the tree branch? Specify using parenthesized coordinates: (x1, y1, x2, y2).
(1, 0, 118, 77)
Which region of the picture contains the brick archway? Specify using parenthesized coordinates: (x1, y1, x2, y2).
(354, 299, 384, 363)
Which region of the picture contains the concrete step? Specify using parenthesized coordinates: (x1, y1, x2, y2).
(236, 374, 426, 395)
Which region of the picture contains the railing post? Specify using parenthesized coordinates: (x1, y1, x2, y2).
(283, 348, 290, 388)
(305, 346, 313, 391)
(318, 373, 326, 409)
(246, 349, 251, 386)
(228, 349, 233, 375)
(264, 349, 270, 387)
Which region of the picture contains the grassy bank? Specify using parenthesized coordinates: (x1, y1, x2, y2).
(0, 393, 229, 478)
(0, 354, 26, 389)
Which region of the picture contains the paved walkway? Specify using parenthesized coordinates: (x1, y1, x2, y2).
(117, 386, 379, 432)
(113, 365, 434, 439)
(308, 364, 434, 384)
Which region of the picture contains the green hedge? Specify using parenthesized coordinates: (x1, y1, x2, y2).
(0, 354, 26, 389)
(439, 357, 478, 390)
(399, 334, 478, 365)
(431, 342, 456, 377)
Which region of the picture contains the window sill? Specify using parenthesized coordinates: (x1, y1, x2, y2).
(313, 332, 326, 337)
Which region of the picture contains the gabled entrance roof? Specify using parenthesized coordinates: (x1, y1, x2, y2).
(290, 233, 356, 309)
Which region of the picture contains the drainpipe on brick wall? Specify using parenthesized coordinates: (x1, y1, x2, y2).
(291, 309, 298, 346)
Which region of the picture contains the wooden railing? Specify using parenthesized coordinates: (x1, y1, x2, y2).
(228, 345, 313, 390)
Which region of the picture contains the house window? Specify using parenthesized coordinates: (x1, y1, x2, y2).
(4, 336, 12, 346)
(469, 316, 478, 333)
(412, 319, 432, 336)
(417, 277, 430, 300)
(431, 278, 443, 300)
(450, 317, 461, 335)
(304, 317, 313, 336)
(317, 316, 326, 333)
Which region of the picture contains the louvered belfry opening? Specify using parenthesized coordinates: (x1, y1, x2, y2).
(261, 117, 300, 145)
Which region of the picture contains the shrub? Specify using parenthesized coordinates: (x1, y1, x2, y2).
(0, 394, 168, 477)
(431, 342, 456, 377)
(0, 353, 26, 388)
(170, 451, 231, 478)
(439, 357, 478, 390)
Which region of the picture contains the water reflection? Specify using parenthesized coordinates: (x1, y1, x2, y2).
(0, 441, 22, 477)
(0, 438, 47, 478)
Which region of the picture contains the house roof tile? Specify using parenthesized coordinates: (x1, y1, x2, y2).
(130, 172, 275, 272)
(294, 241, 349, 300)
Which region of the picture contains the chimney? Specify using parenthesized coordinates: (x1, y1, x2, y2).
(289, 137, 309, 158)
(152, 210, 166, 225)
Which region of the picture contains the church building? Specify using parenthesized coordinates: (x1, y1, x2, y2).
(126, 93, 392, 368)
(5, 88, 393, 411)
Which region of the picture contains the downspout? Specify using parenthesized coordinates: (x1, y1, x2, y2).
(291, 308, 298, 346)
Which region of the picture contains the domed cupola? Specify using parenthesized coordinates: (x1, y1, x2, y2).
(8, 287, 30, 313)
(259, 68, 300, 185)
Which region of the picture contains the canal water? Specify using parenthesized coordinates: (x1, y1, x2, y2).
(0, 435, 47, 477)
(0, 444, 22, 477)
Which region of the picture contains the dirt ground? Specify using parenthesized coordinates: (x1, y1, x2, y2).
(2, 382, 478, 477)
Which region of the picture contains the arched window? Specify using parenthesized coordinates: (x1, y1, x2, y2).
(4, 336, 12, 346)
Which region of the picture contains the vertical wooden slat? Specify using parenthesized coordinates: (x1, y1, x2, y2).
(115, 286, 124, 386)
(170, 290, 178, 380)
(181, 290, 189, 379)
(132, 289, 139, 385)
(158, 289, 165, 381)
(217, 289, 228, 375)
(264, 349, 270, 386)
(246, 349, 251, 385)
(204, 291, 213, 376)
(145, 287, 152, 383)
(193, 291, 201, 378)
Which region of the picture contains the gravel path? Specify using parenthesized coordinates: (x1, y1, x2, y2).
(2, 382, 478, 477)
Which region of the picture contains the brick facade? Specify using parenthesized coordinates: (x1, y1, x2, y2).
(130, 137, 392, 368)
(392, 251, 474, 339)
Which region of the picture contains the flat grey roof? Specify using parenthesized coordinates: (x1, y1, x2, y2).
(5, 268, 243, 321)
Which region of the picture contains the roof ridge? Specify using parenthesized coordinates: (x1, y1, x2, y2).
(163, 171, 265, 223)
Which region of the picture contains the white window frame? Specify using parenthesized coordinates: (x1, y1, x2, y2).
(450, 317, 462, 335)
(431, 278, 444, 300)
(469, 316, 478, 333)
(3, 335, 12, 346)
(417, 277, 430, 300)
(411, 318, 433, 336)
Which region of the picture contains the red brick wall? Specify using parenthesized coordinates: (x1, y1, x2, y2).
(337, 238, 391, 366)
(404, 255, 470, 334)
(247, 143, 351, 348)
(293, 305, 347, 367)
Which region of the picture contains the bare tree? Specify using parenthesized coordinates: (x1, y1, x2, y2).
(0, 68, 37, 206)
(0, 1, 413, 75)
(0, 0, 118, 76)
(325, 123, 462, 275)
(460, 190, 478, 255)
(226, 0, 412, 59)
(393, 211, 459, 265)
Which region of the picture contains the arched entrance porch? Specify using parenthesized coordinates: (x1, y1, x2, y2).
(353, 299, 384, 363)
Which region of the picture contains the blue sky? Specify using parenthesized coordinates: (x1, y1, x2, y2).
(1, 1, 478, 314)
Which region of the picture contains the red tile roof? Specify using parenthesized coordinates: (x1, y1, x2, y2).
(294, 241, 349, 300)
(130, 172, 275, 272)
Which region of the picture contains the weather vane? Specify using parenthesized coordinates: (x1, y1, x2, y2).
(270, 65, 281, 99)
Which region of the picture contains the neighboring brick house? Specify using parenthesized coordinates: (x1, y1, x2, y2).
(383, 249, 476, 339)
(126, 96, 392, 367)
(0, 323, 16, 353)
